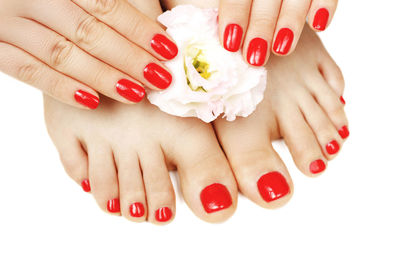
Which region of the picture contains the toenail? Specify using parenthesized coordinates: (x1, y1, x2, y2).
(326, 140, 340, 155)
(338, 126, 350, 139)
(257, 172, 290, 203)
(200, 183, 232, 213)
(340, 96, 346, 105)
(81, 179, 91, 193)
(309, 159, 326, 174)
(155, 207, 172, 222)
(129, 202, 145, 218)
(107, 198, 120, 213)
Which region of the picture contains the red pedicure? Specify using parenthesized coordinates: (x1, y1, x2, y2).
(247, 38, 268, 66)
(129, 202, 145, 218)
(74, 90, 99, 109)
(313, 8, 330, 31)
(155, 207, 172, 222)
(143, 63, 172, 89)
(338, 125, 350, 139)
(257, 172, 290, 203)
(107, 198, 120, 213)
(151, 34, 178, 60)
(340, 96, 346, 105)
(81, 179, 91, 193)
(273, 28, 294, 55)
(224, 24, 243, 52)
(310, 159, 326, 174)
(200, 183, 232, 213)
(326, 140, 340, 155)
(116, 79, 145, 103)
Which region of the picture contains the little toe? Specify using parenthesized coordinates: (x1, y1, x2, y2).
(318, 51, 345, 97)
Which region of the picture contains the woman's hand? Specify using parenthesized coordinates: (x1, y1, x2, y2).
(219, 0, 337, 66)
(0, 0, 178, 109)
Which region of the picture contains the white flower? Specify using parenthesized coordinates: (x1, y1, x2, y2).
(147, 5, 267, 123)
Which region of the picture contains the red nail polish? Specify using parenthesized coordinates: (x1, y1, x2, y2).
(273, 28, 294, 55)
(151, 34, 178, 60)
(257, 172, 290, 203)
(224, 24, 243, 52)
(326, 140, 340, 155)
(107, 198, 120, 213)
(116, 79, 145, 103)
(81, 179, 91, 193)
(155, 207, 172, 222)
(338, 125, 350, 139)
(340, 96, 346, 105)
(247, 38, 268, 66)
(310, 159, 326, 174)
(129, 202, 145, 218)
(143, 63, 172, 89)
(313, 8, 330, 31)
(200, 183, 232, 213)
(74, 90, 99, 109)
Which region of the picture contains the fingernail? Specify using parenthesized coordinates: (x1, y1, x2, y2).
(74, 90, 99, 109)
(107, 198, 120, 213)
(247, 38, 268, 66)
(326, 140, 340, 155)
(200, 183, 232, 213)
(313, 8, 330, 31)
(151, 34, 178, 60)
(155, 207, 172, 222)
(143, 63, 172, 89)
(224, 23, 243, 52)
(129, 202, 145, 218)
(338, 125, 350, 139)
(257, 172, 290, 203)
(310, 159, 326, 174)
(116, 79, 145, 103)
(81, 179, 91, 192)
(340, 96, 346, 105)
(273, 28, 294, 55)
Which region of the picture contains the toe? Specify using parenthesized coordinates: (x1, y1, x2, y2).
(318, 52, 345, 97)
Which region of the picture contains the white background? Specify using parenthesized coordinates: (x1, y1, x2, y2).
(0, 1, 399, 266)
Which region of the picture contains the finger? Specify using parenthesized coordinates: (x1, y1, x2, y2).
(71, 0, 178, 60)
(272, 0, 311, 56)
(0, 42, 99, 109)
(219, 0, 252, 52)
(243, 0, 281, 66)
(23, 0, 173, 90)
(308, 0, 338, 31)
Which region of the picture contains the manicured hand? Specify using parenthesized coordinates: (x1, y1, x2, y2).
(0, 0, 178, 109)
(219, 0, 337, 66)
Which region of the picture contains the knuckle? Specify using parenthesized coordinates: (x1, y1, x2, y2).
(49, 39, 74, 68)
(17, 63, 41, 84)
(76, 16, 103, 45)
(90, 0, 118, 15)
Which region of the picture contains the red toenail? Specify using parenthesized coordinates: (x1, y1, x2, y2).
(257, 172, 290, 203)
(313, 8, 330, 31)
(155, 207, 172, 222)
(338, 126, 350, 139)
(130, 202, 145, 218)
(326, 140, 340, 155)
(340, 96, 346, 105)
(81, 179, 91, 193)
(200, 183, 232, 213)
(310, 159, 326, 174)
(107, 198, 120, 213)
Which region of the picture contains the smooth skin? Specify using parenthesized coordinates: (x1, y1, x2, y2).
(0, 0, 178, 109)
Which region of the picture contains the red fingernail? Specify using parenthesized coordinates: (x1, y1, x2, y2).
(310, 159, 326, 174)
(116, 79, 145, 103)
(151, 34, 178, 60)
(247, 38, 268, 66)
(338, 125, 350, 139)
(273, 28, 294, 55)
(107, 198, 120, 213)
(155, 207, 172, 222)
(143, 63, 172, 89)
(200, 183, 232, 213)
(81, 179, 91, 193)
(340, 96, 346, 105)
(129, 202, 145, 218)
(313, 8, 330, 31)
(224, 24, 243, 52)
(74, 90, 99, 109)
(326, 140, 340, 155)
(257, 172, 290, 203)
